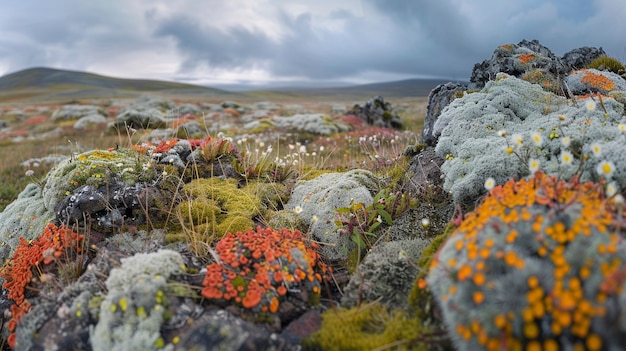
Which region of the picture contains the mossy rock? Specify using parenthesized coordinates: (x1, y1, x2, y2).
(587, 56, 625, 74)
(42, 148, 156, 212)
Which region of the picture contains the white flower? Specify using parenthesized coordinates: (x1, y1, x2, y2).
(484, 177, 496, 191)
(498, 130, 507, 137)
(560, 151, 574, 165)
(590, 142, 602, 157)
(299, 145, 307, 153)
(561, 136, 571, 147)
(25, 169, 35, 177)
(528, 158, 541, 173)
(619, 124, 626, 132)
(531, 132, 543, 147)
(586, 100, 596, 111)
(312, 215, 319, 223)
(294, 206, 303, 214)
(596, 160, 615, 178)
(376, 215, 383, 223)
(511, 134, 524, 146)
(606, 182, 619, 197)
(421, 218, 430, 228)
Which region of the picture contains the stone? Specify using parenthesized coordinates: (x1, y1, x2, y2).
(561, 46, 607, 71)
(51, 105, 107, 121)
(346, 96, 403, 129)
(73, 114, 107, 129)
(422, 82, 467, 146)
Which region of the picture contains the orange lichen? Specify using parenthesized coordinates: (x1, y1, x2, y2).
(0, 223, 84, 349)
(518, 53, 536, 65)
(578, 69, 616, 91)
(427, 171, 626, 349)
(201, 226, 327, 314)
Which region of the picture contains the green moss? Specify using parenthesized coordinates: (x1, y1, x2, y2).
(303, 302, 444, 351)
(172, 177, 264, 257)
(266, 210, 306, 232)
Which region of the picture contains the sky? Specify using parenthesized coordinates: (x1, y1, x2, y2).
(0, 0, 625, 89)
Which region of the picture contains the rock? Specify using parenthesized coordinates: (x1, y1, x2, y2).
(469, 39, 567, 90)
(73, 114, 107, 129)
(55, 180, 163, 233)
(270, 113, 350, 135)
(253, 101, 280, 110)
(422, 82, 467, 146)
(51, 105, 107, 121)
(561, 46, 607, 70)
(280, 310, 322, 345)
(564, 68, 626, 95)
(286, 169, 381, 260)
(341, 239, 429, 310)
(175, 309, 296, 351)
(133, 95, 176, 111)
(176, 121, 204, 138)
(330, 104, 347, 115)
(173, 103, 201, 116)
(434, 73, 626, 203)
(347, 96, 403, 129)
(114, 108, 167, 129)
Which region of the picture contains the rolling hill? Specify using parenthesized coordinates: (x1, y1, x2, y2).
(0, 67, 238, 102)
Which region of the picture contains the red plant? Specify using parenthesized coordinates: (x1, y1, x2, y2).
(1, 223, 84, 349)
(201, 226, 328, 314)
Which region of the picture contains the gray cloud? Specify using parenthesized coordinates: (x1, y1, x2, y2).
(1, 0, 625, 86)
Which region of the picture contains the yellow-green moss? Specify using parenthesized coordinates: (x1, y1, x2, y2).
(303, 302, 442, 351)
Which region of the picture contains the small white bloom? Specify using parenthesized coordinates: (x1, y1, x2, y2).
(531, 132, 543, 147)
(619, 124, 626, 132)
(586, 100, 596, 111)
(498, 130, 507, 137)
(299, 145, 307, 153)
(484, 177, 496, 191)
(606, 182, 619, 197)
(376, 215, 383, 223)
(421, 218, 430, 228)
(596, 160, 615, 178)
(294, 206, 303, 214)
(511, 133, 524, 146)
(590, 142, 602, 157)
(615, 194, 625, 205)
(312, 215, 319, 223)
(162, 171, 168, 177)
(560, 151, 574, 165)
(25, 169, 35, 177)
(528, 158, 541, 173)
(561, 136, 571, 147)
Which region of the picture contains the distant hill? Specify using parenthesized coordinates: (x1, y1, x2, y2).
(0, 67, 237, 102)
(254, 78, 467, 98)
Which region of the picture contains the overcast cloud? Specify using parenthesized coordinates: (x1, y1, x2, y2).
(0, 0, 624, 88)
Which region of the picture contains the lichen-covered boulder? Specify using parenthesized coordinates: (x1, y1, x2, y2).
(0, 183, 55, 263)
(286, 169, 381, 260)
(91, 250, 185, 351)
(347, 96, 403, 129)
(51, 105, 107, 121)
(270, 113, 350, 135)
(114, 108, 167, 129)
(434, 73, 626, 203)
(341, 239, 430, 311)
(427, 172, 626, 351)
(469, 39, 567, 90)
(565, 68, 626, 95)
(73, 114, 107, 130)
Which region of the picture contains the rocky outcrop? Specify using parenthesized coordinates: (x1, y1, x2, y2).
(346, 96, 403, 129)
(422, 82, 467, 146)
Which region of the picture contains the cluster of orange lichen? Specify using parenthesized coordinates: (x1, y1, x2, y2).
(518, 53, 536, 65)
(1, 223, 84, 349)
(201, 226, 327, 314)
(577, 69, 616, 92)
(426, 171, 626, 351)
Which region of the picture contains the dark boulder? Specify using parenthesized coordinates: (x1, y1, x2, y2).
(422, 82, 467, 146)
(346, 96, 403, 129)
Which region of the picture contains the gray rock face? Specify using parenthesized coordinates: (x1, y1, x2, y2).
(55, 180, 162, 233)
(73, 114, 107, 129)
(562, 46, 607, 70)
(347, 96, 403, 129)
(422, 82, 467, 146)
